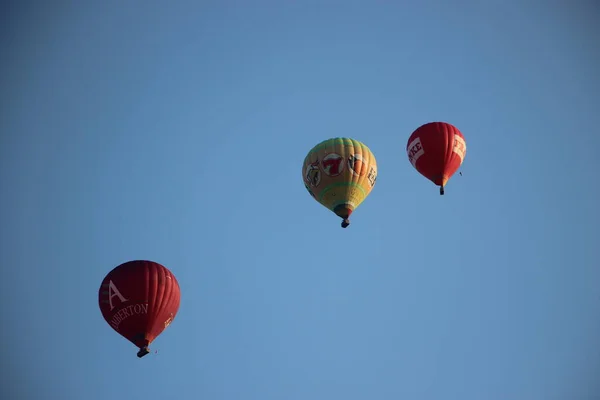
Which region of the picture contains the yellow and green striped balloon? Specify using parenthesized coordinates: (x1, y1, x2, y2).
(302, 138, 378, 228)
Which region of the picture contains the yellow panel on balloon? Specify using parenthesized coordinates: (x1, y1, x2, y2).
(302, 138, 377, 228)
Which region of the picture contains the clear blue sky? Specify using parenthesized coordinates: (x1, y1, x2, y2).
(2, 1, 599, 399)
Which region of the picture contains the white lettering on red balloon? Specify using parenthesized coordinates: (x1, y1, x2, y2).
(407, 137, 424, 167)
(164, 313, 174, 328)
(110, 303, 149, 331)
(107, 280, 128, 311)
(103, 280, 150, 331)
(453, 135, 466, 162)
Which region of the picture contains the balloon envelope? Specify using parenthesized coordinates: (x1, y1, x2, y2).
(406, 122, 466, 194)
(98, 260, 181, 357)
(302, 137, 377, 227)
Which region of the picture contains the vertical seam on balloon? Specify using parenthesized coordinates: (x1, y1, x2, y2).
(350, 139, 357, 207)
(170, 275, 180, 324)
(149, 262, 159, 340)
(152, 267, 167, 338)
(164, 272, 176, 329)
(366, 142, 373, 205)
(155, 264, 169, 341)
(369, 145, 373, 192)
(153, 269, 168, 337)
(348, 139, 357, 211)
(449, 126, 461, 178)
(153, 264, 167, 340)
(358, 140, 365, 203)
(368, 143, 374, 197)
(144, 262, 152, 337)
(158, 270, 173, 329)
(450, 127, 458, 176)
(338, 140, 344, 187)
(444, 123, 451, 179)
(357, 140, 364, 209)
(340, 138, 348, 211)
(145, 261, 152, 340)
(345, 139, 353, 209)
(328, 139, 337, 211)
(442, 123, 447, 175)
(336, 138, 343, 210)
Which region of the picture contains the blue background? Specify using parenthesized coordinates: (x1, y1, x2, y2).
(2, 1, 599, 399)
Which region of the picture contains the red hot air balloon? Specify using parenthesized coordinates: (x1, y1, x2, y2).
(406, 122, 467, 195)
(99, 260, 181, 358)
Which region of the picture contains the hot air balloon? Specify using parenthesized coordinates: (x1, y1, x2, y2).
(98, 260, 181, 358)
(302, 137, 377, 228)
(406, 122, 466, 195)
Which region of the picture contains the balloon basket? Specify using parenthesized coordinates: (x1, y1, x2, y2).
(137, 346, 150, 358)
